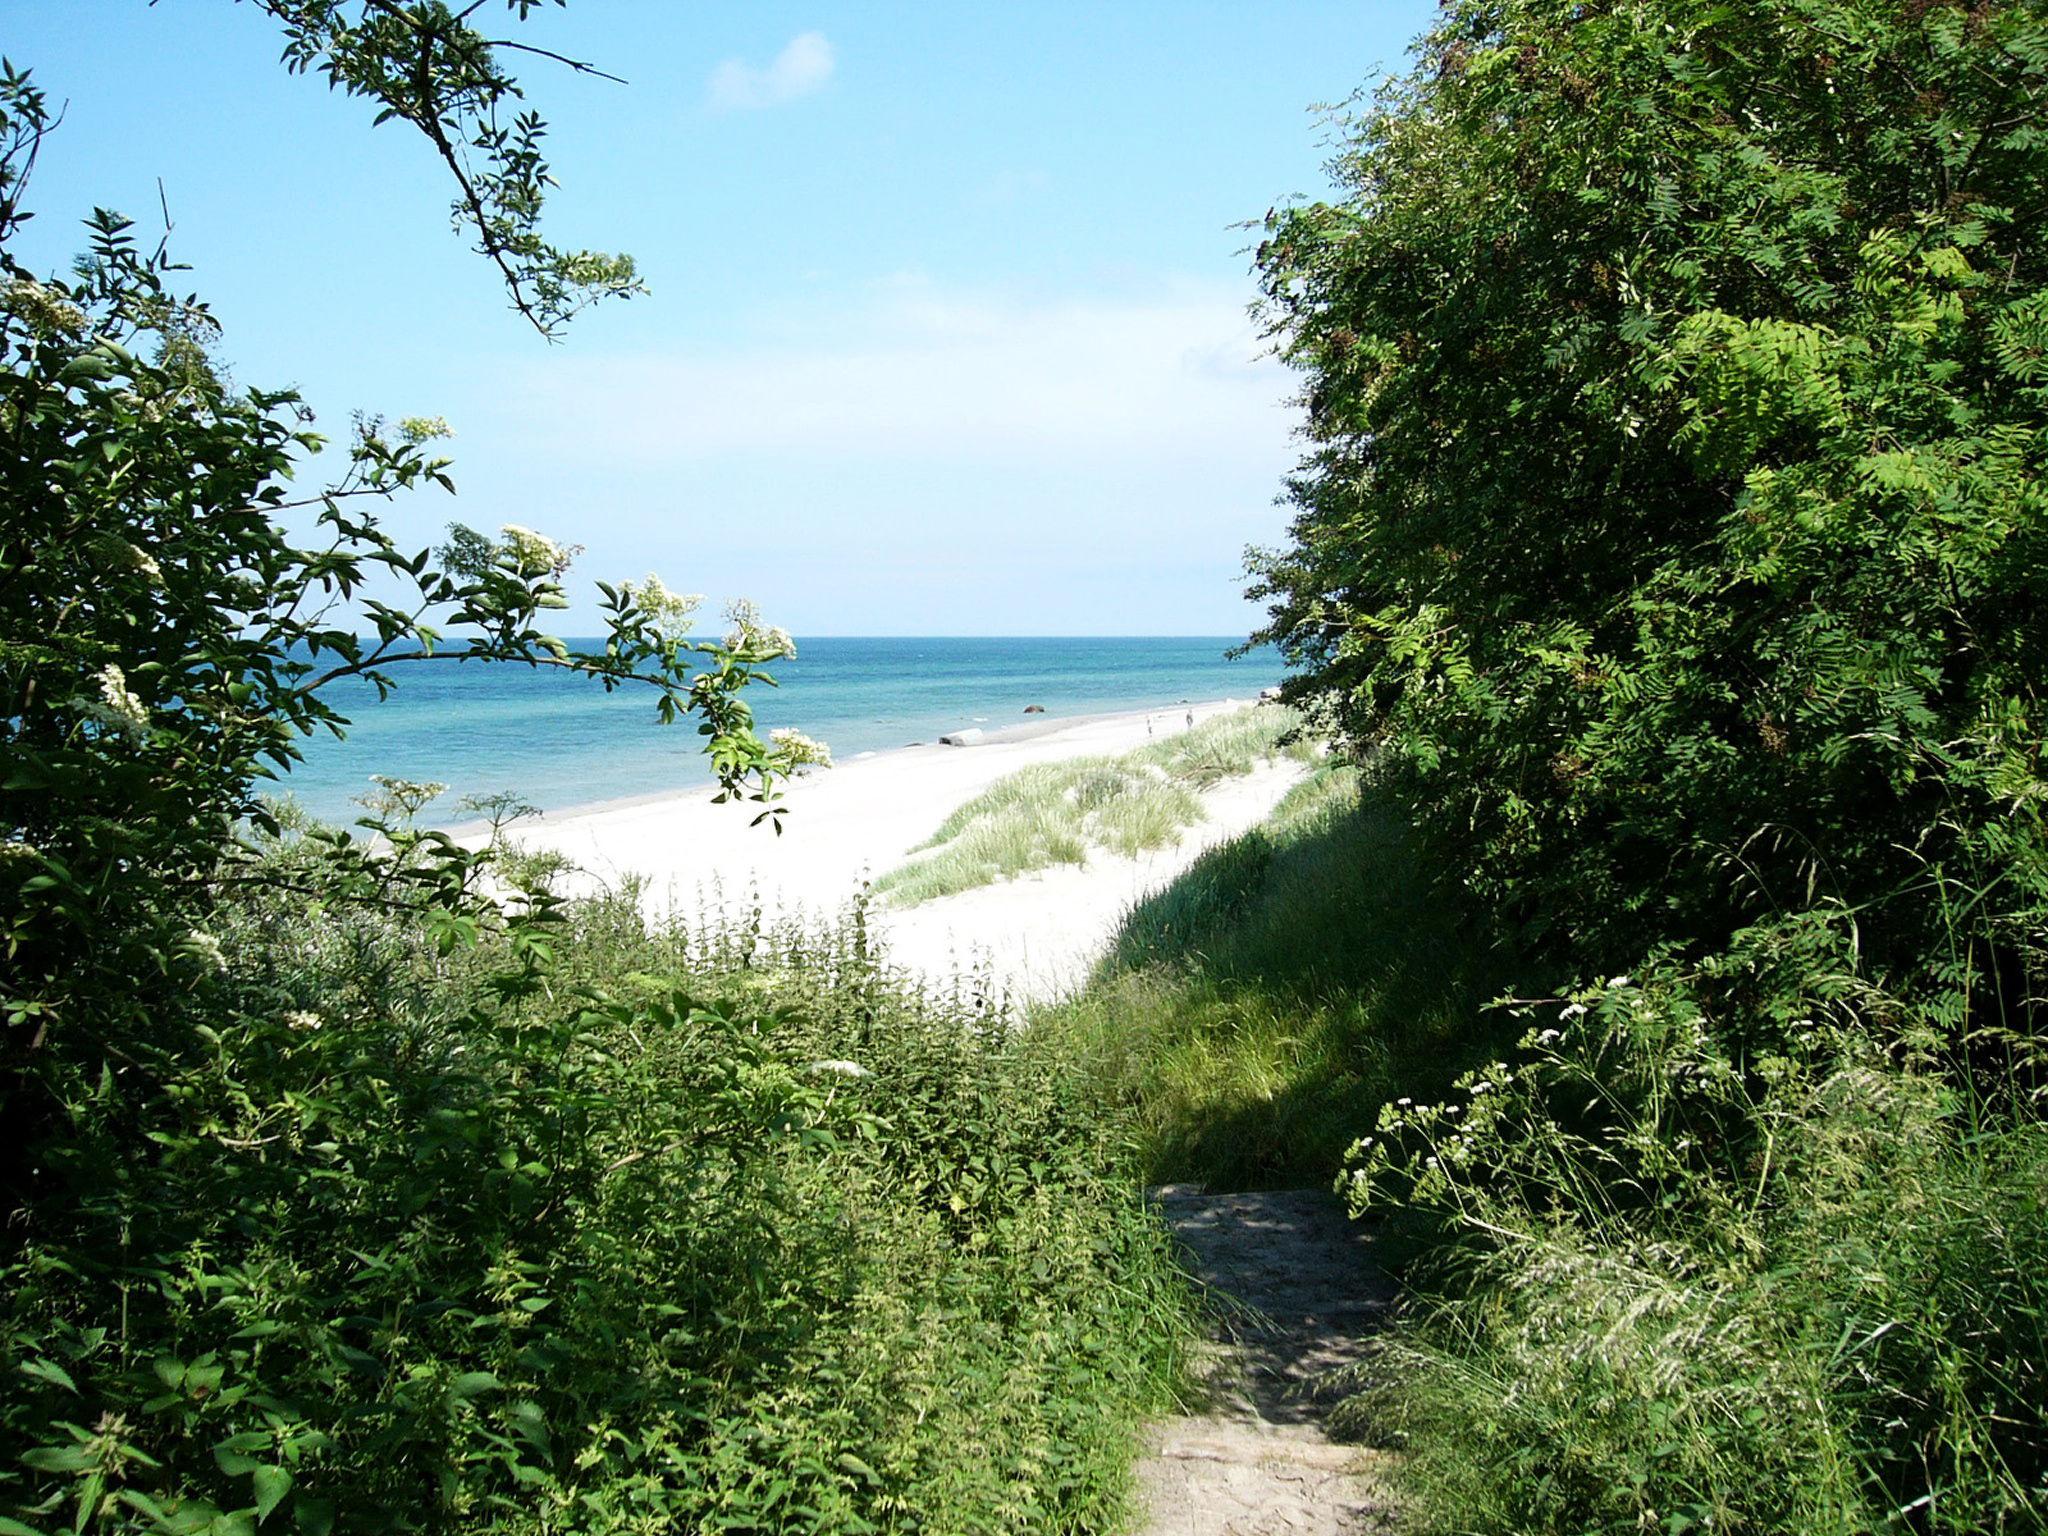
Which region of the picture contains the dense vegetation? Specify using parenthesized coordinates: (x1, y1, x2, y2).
(1240, 0, 2048, 1529)
(0, 13, 1189, 1533)
(874, 708, 1313, 905)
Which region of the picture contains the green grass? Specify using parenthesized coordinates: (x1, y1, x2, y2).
(1037, 764, 1507, 1190)
(873, 706, 1312, 907)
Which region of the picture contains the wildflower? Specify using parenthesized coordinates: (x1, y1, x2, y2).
(808, 1059, 870, 1078)
(1560, 1001, 1588, 1019)
(0, 840, 39, 864)
(183, 930, 227, 973)
(96, 537, 162, 583)
(1396, 1096, 1413, 1107)
(1535, 1027, 1563, 1046)
(87, 664, 148, 737)
(1470, 1079, 1493, 1096)
(772, 727, 834, 770)
(1606, 974, 1632, 988)
(397, 415, 452, 443)
(722, 598, 797, 658)
(624, 574, 701, 640)
(283, 1010, 324, 1032)
(4, 276, 89, 336)
(499, 524, 577, 578)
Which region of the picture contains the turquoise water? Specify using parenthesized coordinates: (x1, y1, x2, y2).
(279, 637, 1279, 824)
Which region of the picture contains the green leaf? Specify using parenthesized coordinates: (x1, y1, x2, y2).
(18, 1358, 77, 1393)
(251, 1465, 292, 1523)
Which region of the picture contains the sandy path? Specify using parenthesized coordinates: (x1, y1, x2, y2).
(1139, 1188, 1396, 1535)
(491, 699, 1303, 1001)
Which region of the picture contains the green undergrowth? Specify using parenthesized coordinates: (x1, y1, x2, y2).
(1341, 932, 2048, 1535)
(2, 828, 1196, 1534)
(873, 707, 1312, 907)
(1037, 765, 1504, 1190)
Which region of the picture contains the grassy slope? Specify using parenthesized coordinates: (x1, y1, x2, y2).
(1038, 765, 1506, 1190)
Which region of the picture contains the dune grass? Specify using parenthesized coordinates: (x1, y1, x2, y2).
(873, 705, 1312, 906)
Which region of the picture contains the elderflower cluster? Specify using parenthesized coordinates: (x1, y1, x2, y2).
(96, 536, 164, 584)
(4, 276, 88, 336)
(0, 840, 39, 864)
(771, 727, 833, 770)
(721, 598, 796, 659)
(397, 415, 453, 444)
(283, 1010, 324, 1032)
(624, 573, 702, 640)
(183, 930, 227, 973)
(87, 664, 149, 737)
(499, 524, 576, 578)
(808, 1059, 871, 1078)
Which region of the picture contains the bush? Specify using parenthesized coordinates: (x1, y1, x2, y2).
(1346, 926, 2048, 1534)
(0, 836, 1193, 1533)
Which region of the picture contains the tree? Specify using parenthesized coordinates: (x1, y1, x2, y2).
(1252, 0, 2047, 1020)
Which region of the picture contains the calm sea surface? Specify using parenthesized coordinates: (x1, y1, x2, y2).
(278, 637, 1280, 825)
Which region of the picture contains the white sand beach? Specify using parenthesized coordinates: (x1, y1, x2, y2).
(496, 699, 1306, 1003)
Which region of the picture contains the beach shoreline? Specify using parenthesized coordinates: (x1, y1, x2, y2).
(445, 695, 1258, 837)
(488, 696, 1303, 1002)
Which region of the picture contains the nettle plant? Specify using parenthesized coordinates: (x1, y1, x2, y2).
(0, 56, 805, 1118)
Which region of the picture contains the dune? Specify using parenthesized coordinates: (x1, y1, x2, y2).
(494, 699, 1306, 1002)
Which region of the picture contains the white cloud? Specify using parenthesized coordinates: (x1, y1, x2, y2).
(507, 279, 1295, 471)
(706, 32, 836, 113)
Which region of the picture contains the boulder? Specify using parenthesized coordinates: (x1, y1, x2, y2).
(939, 728, 985, 747)
(1023, 704, 1046, 714)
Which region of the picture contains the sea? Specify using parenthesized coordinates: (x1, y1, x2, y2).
(276, 636, 1281, 826)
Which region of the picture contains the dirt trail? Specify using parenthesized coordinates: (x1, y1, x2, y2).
(1136, 1187, 1396, 1535)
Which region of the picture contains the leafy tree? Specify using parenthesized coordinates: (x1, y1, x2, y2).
(1253, 4, 2048, 1527)
(1253, 0, 2047, 1025)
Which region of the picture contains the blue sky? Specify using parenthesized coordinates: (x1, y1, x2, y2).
(9, 2, 1433, 635)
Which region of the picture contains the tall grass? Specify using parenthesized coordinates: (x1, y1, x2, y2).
(1038, 765, 1504, 1189)
(874, 705, 1311, 907)
(1341, 937, 2048, 1535)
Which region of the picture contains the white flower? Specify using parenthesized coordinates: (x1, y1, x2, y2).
(5, 276, 88, 336)
(1606, 974, 1632, 989)
(1536, 1028, 1563, 1046)
(0, 840, 39, 864)
(1560, 1001, 1588, 1019)
(808, 1059, 870, 1078)
(283, 1009, 324, 1032)
(721, 598, 796, 658)
(88, 664, 148, 736)
(1470, 1080, 1493, 1096)
(499, 524, 574, 578)
(183, 930, 226, 973)
(771, 727, 833, 770)
(1396, 1097, 1413, 1107)
(398, 415, 452, 444)
(623, 574, 701, 640)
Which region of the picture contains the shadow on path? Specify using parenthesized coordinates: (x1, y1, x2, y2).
(1136, 1187, 1397, 1535)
